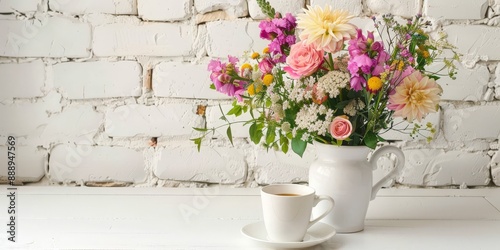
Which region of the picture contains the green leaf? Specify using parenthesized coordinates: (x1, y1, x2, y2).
(281, 142, 289, 154)
(190, 138, 202, 152)
(226, 126, 234, 146)
(266, 126, 276, 145)
(256, 0, 276, 18)
(192, 127, 208, 132)
(291, 136, 307, 157)
(249, 123, 263, 145)
(364, 131, 378, 149)
(209, 83, 215, 90)
(226, 105, 241, 116)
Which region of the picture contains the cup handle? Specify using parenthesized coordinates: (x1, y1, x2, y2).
(308, 195, 334, 228)
(370, 145, 405, 201)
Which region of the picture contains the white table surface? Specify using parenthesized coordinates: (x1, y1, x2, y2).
(1, 186, 500, 249)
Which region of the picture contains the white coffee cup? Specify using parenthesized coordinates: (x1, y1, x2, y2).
(261, 184, 335, 242)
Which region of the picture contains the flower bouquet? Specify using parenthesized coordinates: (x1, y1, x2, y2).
(193, 0, 459, 157)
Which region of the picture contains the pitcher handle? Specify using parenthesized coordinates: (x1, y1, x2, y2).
(369, 145, 405, 200)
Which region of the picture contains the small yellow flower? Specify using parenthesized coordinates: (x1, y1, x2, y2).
(422, 50, 430, 58)
(240, 63, 252, 71)
(251, 52, 260, 59)
(247, 83, 262, 96)
(262, 47, 270, 54)
(367, 76, 383, 93)
(262, 74, 274, 86)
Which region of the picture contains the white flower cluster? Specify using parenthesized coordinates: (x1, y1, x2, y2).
(316, 70, 350, 99)
(286, 77, 314, 103)
(343, 99, 366, 116)
(295, 104, 334, 136)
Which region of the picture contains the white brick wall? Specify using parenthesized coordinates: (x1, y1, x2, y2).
(138, 0, 191, 21)
(49, 144, 147, 183)
(156, 146, 246, 184)
(53, 61, 142, 99)
(0, 60, 45, 100)
(443, 105, 500, 141)
(445, 25, 500, 61)
(399, 149, 491, 186)
(93, 23, 196, 57)
(0, 17, 91, 57)
(153, 61, 229, 99)
(248, 0, 305, 19)
(435, 63, 489, 101)
(424, 0, 488, 20)
(0, 145, 45, 183)
(206, 20, 269, 58)
(194, 0, 248, 17)
(0, 0, 39, 13)
(311, 0, 362, 16)
(0, 0, 498, 188)
(49, 0, 137, 15)
(105, 104, 197, 137)
(366, 0, 420, 17)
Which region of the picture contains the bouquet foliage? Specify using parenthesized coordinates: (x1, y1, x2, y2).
(193, 0, 459, 157)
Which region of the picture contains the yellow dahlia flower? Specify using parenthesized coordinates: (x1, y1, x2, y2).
(388, 71, 442, 122)
(297, 5, 357, 53)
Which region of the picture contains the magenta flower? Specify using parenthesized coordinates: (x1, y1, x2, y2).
(259, 57, 274, 74)
(347, 29, 389, 91)
(258, 12, 297, 63)
(208, 56, 246, 102)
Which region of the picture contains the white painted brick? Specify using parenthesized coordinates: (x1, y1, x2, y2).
(49, 0, 137, 15)
(424, 0, 488, 20)
(48, 144, 147, 183)
(0, 103, 49, 137)
(366, 0, 419, 17)
(382, 112, 440, 141)
(195, 0, 248, 17)
(248, 0, 305, 19)
(153, 61, 229, 99)
(350, 17, 377, 33)
(399, 149, 491, 186)
(207, 104, 253, 138)
(0, 0, 39, 13)
(432, 63, 489, 101)
(0, 145, 45, 183)
(254, 148, 315, 184)
(207, 20, 269, 58)
(0, 60, 45, 100)
(492, 151, 500, 186)
(156, 147, 246, 184)
(495, 64, 500, 86)
(310, 0, 362, 16)
(138, 0, 191, 21)
(0, 17, 91, 57)
(445, 25, 500, 61)
(41, 105, 104, 144)
(53, 61, 142, 99)
(105, 104, 197, 137)
(93, 23, 195, 57)
(443, 105, 500, 141)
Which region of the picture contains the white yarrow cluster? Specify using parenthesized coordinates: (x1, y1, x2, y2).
(343, 99, 365, 116)
(316, 70, 350, 99)
(286, 77, 314, 102)
(295, 104, 334, 136)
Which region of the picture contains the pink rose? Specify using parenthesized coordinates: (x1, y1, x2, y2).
(284, 41, 324, 79)
(330, 116, 353, 140)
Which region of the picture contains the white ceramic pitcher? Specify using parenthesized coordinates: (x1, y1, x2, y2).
(309, 142, 405, 233)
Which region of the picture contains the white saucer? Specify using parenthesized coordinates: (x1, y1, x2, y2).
(241, 221, 336, 248)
